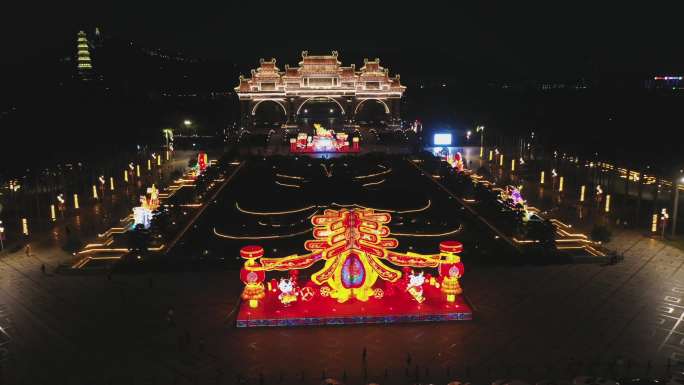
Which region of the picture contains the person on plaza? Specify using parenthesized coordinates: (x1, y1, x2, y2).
(24, 244, 31, 257)
(167, 307, 175, 327)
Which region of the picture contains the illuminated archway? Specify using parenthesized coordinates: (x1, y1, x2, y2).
(354, 98, 390, 115)
(251, 99, 287, 116)
(296, 97, 346, 115)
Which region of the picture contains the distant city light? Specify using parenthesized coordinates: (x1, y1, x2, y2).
(654, 76, 682, 80)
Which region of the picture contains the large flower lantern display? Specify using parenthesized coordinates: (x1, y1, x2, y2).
(236, 208, 472, 327)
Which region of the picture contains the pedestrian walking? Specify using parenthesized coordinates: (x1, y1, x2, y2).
(166, 307, 175, 327)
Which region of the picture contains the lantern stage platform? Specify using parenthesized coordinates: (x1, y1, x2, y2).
(236, 288, 473, 328)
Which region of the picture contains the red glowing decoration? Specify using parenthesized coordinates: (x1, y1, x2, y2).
(236, 209, 472, 327)
(197, 151, 208, 172)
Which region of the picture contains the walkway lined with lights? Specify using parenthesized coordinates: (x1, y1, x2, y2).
(408, 159, 520, 252)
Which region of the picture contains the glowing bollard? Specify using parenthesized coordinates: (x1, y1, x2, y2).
(74, 194, 80, 209)
(652, 214, 658, 233)
(50, 205, 56, 221)
(109, 177, 115, 191)
(488, 150, 493, 161)
(605, 194, 611, 212)
(540, 171, 545, 184)
(559, 176, 564, 192)
(511, 159, 516, 172)
(92, 185, 98, 199)
(136, 165, 141, 177)
(499, 154, 504, 167)
(580, 185, 586, 202)
(124, 170, 128, 182)
(147, 159, 152, 171)
(480, 146, 484, 158)
(22, 218, 29, 236)
(157, 156, 161, 166)
(166, 151, 170, 161)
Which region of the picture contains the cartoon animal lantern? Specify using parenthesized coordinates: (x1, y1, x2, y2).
(277, 277, 298, 306)
(406, 270, 426, 303)
(239, 246, 266, 308)
(438, 241, 464, 302)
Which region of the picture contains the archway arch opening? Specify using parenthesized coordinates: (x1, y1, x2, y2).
(355, 99, 390, 129)
(252, 100, 287, 130)
(296, 97, 345, 133)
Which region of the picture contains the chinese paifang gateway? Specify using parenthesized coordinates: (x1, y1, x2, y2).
(235, 51, 406, 131)
(235, 208, 472, 327)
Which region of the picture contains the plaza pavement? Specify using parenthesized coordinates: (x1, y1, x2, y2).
(2, 150, 684, 384)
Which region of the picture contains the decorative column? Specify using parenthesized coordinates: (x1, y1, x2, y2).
(239, 245, 266, 308)
(438, 241, 464, 302)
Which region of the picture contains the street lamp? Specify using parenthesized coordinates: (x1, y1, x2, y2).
(466, 130, 472, 140)
(0, 220, 5, 251)
(162, 128, 174, 148)
(662, 208, 670, 239)
(184, 120, 193, 136)
(476, 125, 485, 157)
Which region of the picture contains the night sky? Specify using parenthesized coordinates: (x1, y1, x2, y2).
(1, 3, 683, 174)
(3, 3, 682, 76)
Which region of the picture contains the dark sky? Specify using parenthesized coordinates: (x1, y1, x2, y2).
(3, 2, 682, 76)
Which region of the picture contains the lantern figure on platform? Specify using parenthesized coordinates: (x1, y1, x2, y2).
(239, 246, 266, 308)
(277, 277, 298, 306)
(406, 271, 426, 303)
(438, 241, 464, 302)
(234, 208, 473, 327)
(198, 151, 208, 173)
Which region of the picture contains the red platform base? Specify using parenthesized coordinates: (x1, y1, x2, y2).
(236, 287, 473, 328)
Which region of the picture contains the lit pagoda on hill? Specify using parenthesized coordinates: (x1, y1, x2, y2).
(76, 30, 93, 80)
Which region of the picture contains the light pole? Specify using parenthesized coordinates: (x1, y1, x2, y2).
(163, 128, 174, 148)
(184, 120, 193, 136)
(673, 176, 684, 237)
(0, 220, 5, 251)
(476, 125, 485, 148)
(662, 208, 670, 239)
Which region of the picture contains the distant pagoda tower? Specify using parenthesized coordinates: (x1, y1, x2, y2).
(76, 30, 93, 80)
